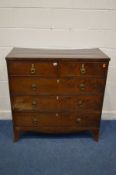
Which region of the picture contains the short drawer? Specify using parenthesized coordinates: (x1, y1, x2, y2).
(12, 95, 102, 112)
(8, 61, 58, 77)
(59, 62, 108, 77)
(10, 77, 105, 95)
(14, 112, 100, 128)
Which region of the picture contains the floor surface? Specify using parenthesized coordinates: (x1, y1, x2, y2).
(0, 120, 116, 175)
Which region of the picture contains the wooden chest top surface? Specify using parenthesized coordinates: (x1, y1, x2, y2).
(6, 48, 110, 61)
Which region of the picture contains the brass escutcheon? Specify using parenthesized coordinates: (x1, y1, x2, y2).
(56, 96, 59, 100)
(80, 83, 85, 91)
(56, 113, 59, 117)
(78, 100, 83, 107)
(53, 62, 58, 66)
(32, 83, 37, 90)
(57, 79, 60, 84)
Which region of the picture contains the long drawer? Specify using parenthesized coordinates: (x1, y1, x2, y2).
(14, 112, 100, 128)
(12, 95, 102, 112)
(10, 77, 105, 95)
(8, 61, 108, 77)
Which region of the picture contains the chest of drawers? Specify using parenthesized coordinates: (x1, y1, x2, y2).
(6, 48, 110, 142)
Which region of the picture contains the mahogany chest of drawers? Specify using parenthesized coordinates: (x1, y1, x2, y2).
(6, 48, 110, 142)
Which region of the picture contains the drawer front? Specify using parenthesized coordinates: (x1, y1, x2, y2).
(10, 77, 105, 95)
(8, 61, 108, 78)
(60, 62, 108, 77)
(12, 95, 102, 112)
(12, 96, 61, 112)
(14, 112, 100, 128)
(8, 61, 58, 77)
(60, 95, 102, 111)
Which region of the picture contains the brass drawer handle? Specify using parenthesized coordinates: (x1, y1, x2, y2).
(33, 118, 38, 122)
(30, 64, 36, 74)
(80, 83, 85, 91)
(76, 118, 81, 123)
(33, 118, 38, 126)
(32, 83, 37, 90)
(80, 64, 86, 74)
(32, 100, 37, 105)
(53, 62, 58, 66)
